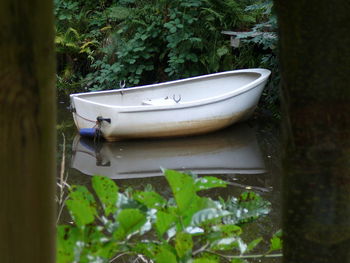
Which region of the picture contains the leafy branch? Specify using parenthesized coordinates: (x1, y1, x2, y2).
(57, 169, 282, 263)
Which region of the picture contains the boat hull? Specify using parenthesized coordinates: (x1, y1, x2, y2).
(70, 69, 270, 140)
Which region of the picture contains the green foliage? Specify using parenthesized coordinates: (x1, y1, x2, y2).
(235, 0, 280, 117)
(92, 175, 119, 217)
(54, 0, 272, 89)
(54, 0, 280, 117)
(269, 229, 283, 252)
(57, 170, 282, 262)
(83, 0, 252, 89)
(65, 185, 97, 227)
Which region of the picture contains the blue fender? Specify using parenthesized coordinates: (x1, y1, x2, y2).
(79, 128, 101, 138)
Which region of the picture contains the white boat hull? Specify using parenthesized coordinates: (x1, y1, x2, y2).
(70, 69, 270, 140)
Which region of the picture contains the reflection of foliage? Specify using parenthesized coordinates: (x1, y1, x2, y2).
(57, 169, 282, 262)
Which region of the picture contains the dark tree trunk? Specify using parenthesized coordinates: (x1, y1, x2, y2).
(0, 1, 56, 262)
(274, 1, 350, 262)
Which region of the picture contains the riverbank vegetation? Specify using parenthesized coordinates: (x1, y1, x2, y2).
(54, 0, 278, 114)
(57, 170, 282, 262)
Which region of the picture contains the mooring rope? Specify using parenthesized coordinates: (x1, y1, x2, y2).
(73, 111, 105, 143)
(74, 112, 97, 124)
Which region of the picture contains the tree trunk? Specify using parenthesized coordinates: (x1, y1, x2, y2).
(274, 1, 350, 262)
(0, 1, 56, 262)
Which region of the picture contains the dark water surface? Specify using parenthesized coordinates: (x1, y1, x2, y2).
(57, 100, 282, 262)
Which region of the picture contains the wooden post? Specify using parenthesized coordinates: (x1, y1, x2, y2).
(274, 1, 350, 262)
(0, 1, 56, 262)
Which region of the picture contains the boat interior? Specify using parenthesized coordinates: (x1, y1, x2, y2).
(74, 72, 261, 107)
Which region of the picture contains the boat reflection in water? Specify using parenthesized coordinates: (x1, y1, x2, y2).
(71, 124, 266, 179)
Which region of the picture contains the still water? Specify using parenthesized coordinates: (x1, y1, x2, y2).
(57, 100, 282, 262)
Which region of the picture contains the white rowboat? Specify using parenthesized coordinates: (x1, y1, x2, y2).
(70, 68, 271, 141)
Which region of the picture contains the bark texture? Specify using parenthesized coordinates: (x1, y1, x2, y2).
(0, 1, 56, 262)
(275, 1, 350, 262)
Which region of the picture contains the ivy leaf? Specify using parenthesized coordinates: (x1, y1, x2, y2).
(66, 185, 97, 227)
(117, 209, 146, 238)
(92, 176, 119, 217)
(175, 232, 193, 258)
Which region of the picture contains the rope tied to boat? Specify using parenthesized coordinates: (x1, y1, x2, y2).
(74, 112, 97, 124)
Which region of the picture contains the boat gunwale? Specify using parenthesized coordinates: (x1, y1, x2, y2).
(70, 68, 270, 113)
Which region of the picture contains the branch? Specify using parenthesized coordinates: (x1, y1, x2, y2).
(203, 250, 282, 260)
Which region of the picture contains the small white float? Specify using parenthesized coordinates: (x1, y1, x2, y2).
(70, 68, 270, 141)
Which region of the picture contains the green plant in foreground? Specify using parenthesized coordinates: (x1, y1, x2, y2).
(57, 170, 282, 263)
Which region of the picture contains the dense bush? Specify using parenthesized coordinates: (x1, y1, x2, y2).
(54, 0, 279, 113)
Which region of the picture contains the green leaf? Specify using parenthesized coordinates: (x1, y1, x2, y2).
(132, 242, 158, 259)
(211, 237, 239, 251)
(83, 226, 118, 259)
(155, 210, 177, 237)
(231, 259, 249, 263)
(155, 245, 177, 263)
(117, 209, 146, 237)
(195, 176, 227, 191)
(216, 46, 229, 57)
(191, 208, 231, 226)
(175, 232, 193, 258)
(269, 235, 282, 252)
(57, 225, 82, 263)
(106, 6, 130, 20)
(66, 185, 97, 227)
(134, 191, 166, 209)
(194, 258, 218, 263)
(247, 237, 263, 252)
(215, 237, 247, 253)
(136, 67, 143, 75)
(274, 229, 283, 238)
(163, 169, 198, 214)
(92, 176, 119, 217)
(222, 192, 271, 225)
(112, 227, 126, 241)
(215, 225, 242, 237)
